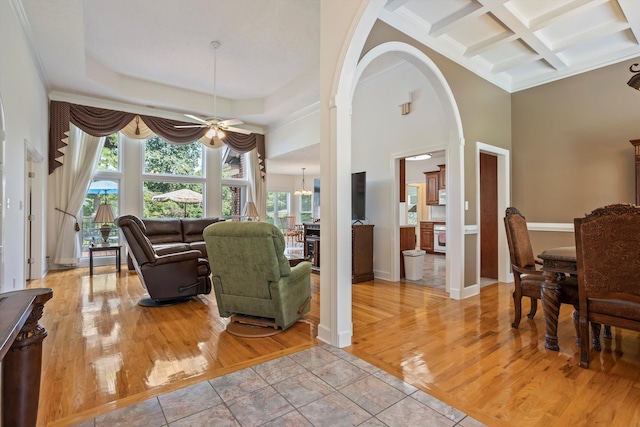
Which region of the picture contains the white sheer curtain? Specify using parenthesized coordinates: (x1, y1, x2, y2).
(246, 148, 266, 221)
(52, 125, 105, 265)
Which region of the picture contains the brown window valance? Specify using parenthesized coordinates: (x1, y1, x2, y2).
(49, 101, 265, 177)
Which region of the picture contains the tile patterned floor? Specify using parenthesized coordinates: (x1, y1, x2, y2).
(72, 344, 486, 427)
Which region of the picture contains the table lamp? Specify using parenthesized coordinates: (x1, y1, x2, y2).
(242, 201, 259, 221)
(94, 203, 115, 245)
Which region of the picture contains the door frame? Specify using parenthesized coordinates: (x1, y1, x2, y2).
(476, 142, 511, 284)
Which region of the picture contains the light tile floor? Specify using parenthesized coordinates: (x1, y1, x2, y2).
(72, 344, 486, 427)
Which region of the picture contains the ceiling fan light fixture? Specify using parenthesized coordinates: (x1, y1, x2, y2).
(205, 128, 216, 139)
(628, 64, 640, 90)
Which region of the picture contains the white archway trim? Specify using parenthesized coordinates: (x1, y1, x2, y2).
(351, 41, 466, 300)
(475, 142, 512, 285)
(317, 0, 387, 348)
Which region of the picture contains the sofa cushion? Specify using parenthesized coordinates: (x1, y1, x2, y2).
(189, 241, 207, 257)
(182, 217, 222, 243)
(142, 218, 183, 244)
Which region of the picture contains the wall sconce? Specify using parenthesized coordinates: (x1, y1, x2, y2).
(399, 92, 413, 115)
(628, 64, 640, 90)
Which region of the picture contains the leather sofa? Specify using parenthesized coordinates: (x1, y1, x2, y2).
(115, 214, 213, 306)
(126, 216, 224, 269)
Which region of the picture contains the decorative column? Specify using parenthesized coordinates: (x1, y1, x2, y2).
(630, 139, 640, 205)
(1, 288, 53, 427)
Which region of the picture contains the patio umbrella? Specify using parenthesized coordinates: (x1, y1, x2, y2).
(88, 180, 118, 194)
(151, 188, 203, 217)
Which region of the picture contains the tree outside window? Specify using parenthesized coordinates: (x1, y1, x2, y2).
(142, 136, 205, 218)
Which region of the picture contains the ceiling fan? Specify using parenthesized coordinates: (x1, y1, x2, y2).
(176, 41, 250, 149)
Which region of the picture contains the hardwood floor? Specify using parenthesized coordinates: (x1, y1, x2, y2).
(30, 267, 640, 426)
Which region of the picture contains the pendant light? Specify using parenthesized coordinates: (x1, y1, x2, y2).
(294, 168, 312, 196)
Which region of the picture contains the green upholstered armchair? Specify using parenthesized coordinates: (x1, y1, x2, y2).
(203, 221, 312, 331)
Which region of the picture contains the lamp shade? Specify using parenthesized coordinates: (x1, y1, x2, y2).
(242, 201, 259, 220)
(94, 203, 115, 224)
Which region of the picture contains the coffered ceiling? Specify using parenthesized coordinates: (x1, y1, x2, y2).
(15, 0, 640, 173)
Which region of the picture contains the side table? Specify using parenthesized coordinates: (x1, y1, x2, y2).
(89, 245, 122, 276)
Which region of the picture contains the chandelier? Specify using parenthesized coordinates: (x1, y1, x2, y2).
(294, 168, 312, 196)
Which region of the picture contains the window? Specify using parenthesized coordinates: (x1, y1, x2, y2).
(82, 133, 120, 255)
(407, 185, 418, 225)
(220, 146, 248, 220)
(266, 192, 290, 227)
(142, 136, 205, 218)
(299, 194, 313, 223)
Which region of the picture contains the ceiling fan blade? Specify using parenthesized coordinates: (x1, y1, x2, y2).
(175, 124, 207, 128)
(218, 118, 243, 126)
(224, 126, 251, 135)
(184, 114, 209, 125)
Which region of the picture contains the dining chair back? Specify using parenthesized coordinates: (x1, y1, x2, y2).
(279, 215, 300, 247)
(504, 207, 545, 328)
(574, 203, 640, 368)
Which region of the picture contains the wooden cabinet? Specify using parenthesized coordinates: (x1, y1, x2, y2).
(303, 223, 320, 273)
(420, 221, 434, 253)
(304, 223, 374, 283)
(424, 164, 446, 205)
(438, 164, 446, 189)
(424, 171, 440, 205)
(400, 225, 417, 278)
(352, 224, 375, 283)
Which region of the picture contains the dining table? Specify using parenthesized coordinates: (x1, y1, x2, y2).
(537, 246, 610, 351)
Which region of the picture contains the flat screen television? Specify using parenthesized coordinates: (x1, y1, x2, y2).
(351, 171, 366, 222)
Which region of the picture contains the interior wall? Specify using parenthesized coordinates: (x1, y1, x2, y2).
(0, 0, 49, 288)
(361, 21, 512, 285)
(512, 57, 640, 257)
(352, 61, 448, 280)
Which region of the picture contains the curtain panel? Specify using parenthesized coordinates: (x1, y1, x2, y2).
(49, 101, 266, 178)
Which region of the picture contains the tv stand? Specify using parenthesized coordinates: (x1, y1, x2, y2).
(303, 223, 374, 283)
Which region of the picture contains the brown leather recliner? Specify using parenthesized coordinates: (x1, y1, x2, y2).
(115, 214, 212, 306)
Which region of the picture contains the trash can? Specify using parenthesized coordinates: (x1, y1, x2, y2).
(403, 249, 426, 280)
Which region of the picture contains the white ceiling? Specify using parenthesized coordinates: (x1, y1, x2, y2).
(16, 0, 640, 174)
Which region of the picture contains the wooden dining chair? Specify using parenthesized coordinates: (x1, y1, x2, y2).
(504, 207, 546, 328)
(279, 215, 300, 247)
(574, 203, 640, 368)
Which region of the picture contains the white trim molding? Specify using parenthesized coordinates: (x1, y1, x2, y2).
(527, 223, 573, 232)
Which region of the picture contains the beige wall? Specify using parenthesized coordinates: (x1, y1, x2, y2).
(512, 58, 640, 256)
(362, 21, 512, 285)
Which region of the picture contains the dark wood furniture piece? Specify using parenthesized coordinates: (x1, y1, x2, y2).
(303, 223, 374, 283)
(420, 221, 434, 252)
(424, 164, 446, 205)
(538, 246, 610, 351)
(504, 207, 545, 328)
(631, 139, 640, 204)
(424, 171, 440, 205)
(303, 223, 320, 273)
(399, 158, 406, 203)
(88, 244, 121, 276)
(0, 288, 53, 427)
(574, 203, 640, 368)
(438, 164, 446, 189)
(400, 225, 417, 278)
(352, 224, 375, 283)
(419, 221, 445, 254)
